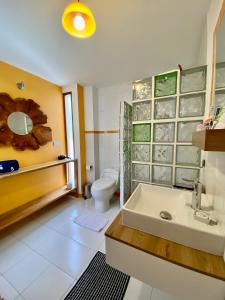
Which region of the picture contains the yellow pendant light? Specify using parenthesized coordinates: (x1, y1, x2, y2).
(62, 0, 96, 39)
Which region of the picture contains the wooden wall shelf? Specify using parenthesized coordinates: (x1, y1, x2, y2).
(0, 158, 79, 231)
(0, 186, 74, 231)
(0, 158, 76, 179)
(192, 129, 225, 151)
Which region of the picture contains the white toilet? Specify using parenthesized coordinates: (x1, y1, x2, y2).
(91, 169, 118, 212)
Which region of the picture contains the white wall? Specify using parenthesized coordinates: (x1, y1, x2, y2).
(84, 86, 100, 183)
(201, 0, 225, 232)
(97, 83, 132, 176)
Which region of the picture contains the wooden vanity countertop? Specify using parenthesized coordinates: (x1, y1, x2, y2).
(105, 213, 225, 282)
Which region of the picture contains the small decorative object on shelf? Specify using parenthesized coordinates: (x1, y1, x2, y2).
(213, 107, 225, 129)
(0, 160, 19, 174)
(58, 155, 71, 160)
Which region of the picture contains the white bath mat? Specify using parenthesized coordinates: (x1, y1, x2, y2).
(74, 212, 109, 232)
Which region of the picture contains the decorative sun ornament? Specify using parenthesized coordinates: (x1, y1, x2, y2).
(62, 0, 96, 39)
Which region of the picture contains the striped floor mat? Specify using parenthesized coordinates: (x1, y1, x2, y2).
(65, 251, 130, 300)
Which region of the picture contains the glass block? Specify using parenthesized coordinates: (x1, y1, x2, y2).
(123, 129, 131, 140)
(152, 145, 173, 164)
(133, 101, 151, 121)
(123, 141, 129, 152)
(179, 93, 205, 117)
(216, 62, 225, 89)
(175, 168, 199, 189)
(180, 66, 206, 93)
(154, 97, 176, 119)
(155, 71, 177, 97)
(177, 121, 202, 142)
(122, 116, 131, 129)
(176, 145, 201, 167)
(215, 90, 225, 108)
(153, 123, 175, 142)
(133, 78, 152, 100)
(152, 165, 172, 185)
(133, 124, 151, 142)
(132, 144, 150, 162)
(132, 163, 150, 182)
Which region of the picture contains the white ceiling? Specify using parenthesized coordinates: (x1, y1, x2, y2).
(0, 0, 211, 87)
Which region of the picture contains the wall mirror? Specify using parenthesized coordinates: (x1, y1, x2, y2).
(214, 3, 225, 109)
(7, 112, 33, 135)
(0, 93, 52, 150)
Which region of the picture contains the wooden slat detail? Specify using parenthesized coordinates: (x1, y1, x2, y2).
(85, 130, 119, 134)
(105, 213, 225, 281)
(0, 186, 74, 231)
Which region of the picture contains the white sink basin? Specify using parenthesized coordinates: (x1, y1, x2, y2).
(122, 184, 225, 255)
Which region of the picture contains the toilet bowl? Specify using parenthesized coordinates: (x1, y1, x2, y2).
(91, 169, 118, 212)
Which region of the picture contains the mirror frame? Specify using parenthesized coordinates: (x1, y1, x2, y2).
(211, 1, 225, 109)
(0, 93, 52, 151)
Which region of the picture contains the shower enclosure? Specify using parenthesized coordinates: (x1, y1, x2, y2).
(120, 65, 209, 206)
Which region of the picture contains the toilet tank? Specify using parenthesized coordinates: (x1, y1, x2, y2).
(101, 169, 118, 183)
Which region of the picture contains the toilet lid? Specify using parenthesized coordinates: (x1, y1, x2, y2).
(92, 178, 115, 191)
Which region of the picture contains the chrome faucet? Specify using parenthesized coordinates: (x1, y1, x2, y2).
(182, 178, 202, 210)
(192, 179, 202, 210)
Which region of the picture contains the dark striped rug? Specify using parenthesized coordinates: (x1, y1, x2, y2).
(65, 251, 130, 300)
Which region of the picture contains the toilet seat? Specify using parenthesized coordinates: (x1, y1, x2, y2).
(92, 178, 115, 191)
(91, 168, 118, 212)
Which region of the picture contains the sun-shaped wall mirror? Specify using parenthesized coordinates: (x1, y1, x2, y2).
(0, 93, 52, 150)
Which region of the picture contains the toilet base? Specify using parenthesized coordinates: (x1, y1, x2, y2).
(95, 199, 110, 213)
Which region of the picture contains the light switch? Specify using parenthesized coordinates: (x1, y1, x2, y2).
(53, 140, 60, 147)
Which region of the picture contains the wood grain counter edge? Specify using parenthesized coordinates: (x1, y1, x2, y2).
(105, 213, 225, 282)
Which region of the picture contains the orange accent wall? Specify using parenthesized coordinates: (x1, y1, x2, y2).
(0, 61, 67, 215)
(77, 84, 87, 191)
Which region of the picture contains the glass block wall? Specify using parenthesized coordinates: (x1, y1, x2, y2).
(215, 62, 225, 109)
(120, 101, 132, 205)
(131, 66, 206, 191)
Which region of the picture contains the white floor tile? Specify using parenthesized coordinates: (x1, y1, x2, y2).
(22, 265, 73, 300)
(0, 239, 32, 274)
(0, 275, 19, 300)
(11, 219, 42, 241)
(37, 236, 95, 279)
(151, 288, 176, 300)
(0, 233, 18, 250)
(4, 252, 50, 293)
(21, 225, 61, 249)
(0, 196, 120, 300)
(22, 225, 96, 279)
(48, 217, 105, 250)
(124, 277, 153, 300)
